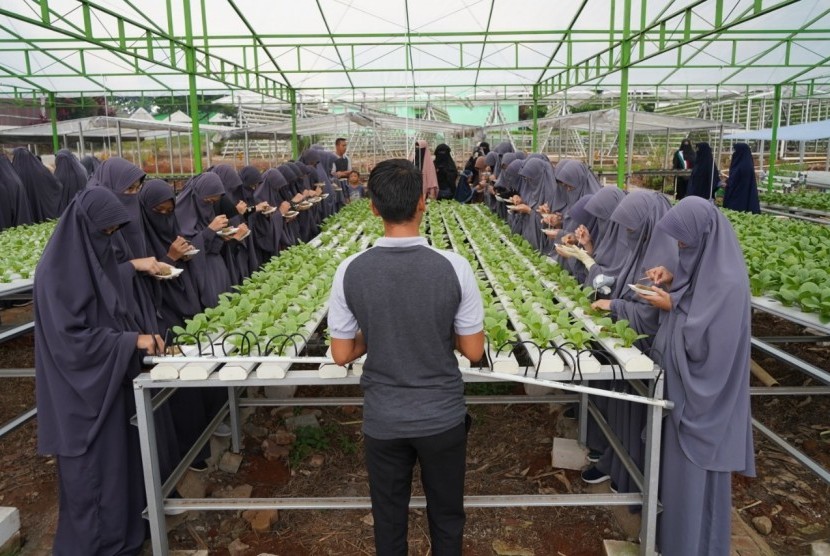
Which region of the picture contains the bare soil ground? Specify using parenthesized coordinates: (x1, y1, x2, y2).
(1, 306, 828, 555)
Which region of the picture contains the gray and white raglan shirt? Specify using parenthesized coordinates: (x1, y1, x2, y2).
(328, 236, 483, 440)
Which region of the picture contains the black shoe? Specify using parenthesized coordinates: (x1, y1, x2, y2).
(581, 466, 611, 484)
(587, 449, 602, 463)
(609, 482, 618, 493)
(562, 406, 577, 420)
(188, 460, 209, 472)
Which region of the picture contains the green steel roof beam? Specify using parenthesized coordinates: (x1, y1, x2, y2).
(0, 22, 112, 93)
(183, 0, 203, 173)
(39, 0, 180, 93)
(7, 27, 830, 45)
(403, 0, 416, 91)
(472, 0, 496, 88)
(657, 4, 830, 87)
(781, 50, 830, 87)
(0, 2, 290, 102)
(4, 35, 829, 50)
(0, 61, 48, 92)
(315, 0, 354, 90)
(225, 0, 293, 88)
(534, 0, 590, 83)
(716, 6, 830, 85)
(536, 0, 801, 96)
(5, 61, 827, 79)
(537, 0, 695, 93)
(616, 0, 633, 190)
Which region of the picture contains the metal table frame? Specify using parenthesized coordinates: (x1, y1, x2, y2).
(0, 281, 35, 439)
(134, 365, 667, 555)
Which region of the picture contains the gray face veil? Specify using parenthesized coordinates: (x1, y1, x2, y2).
(518, 158, 557, 209)
(554, 159, 603, 209)
(607, 190, 677, 299)
(584, 186, 626, 254)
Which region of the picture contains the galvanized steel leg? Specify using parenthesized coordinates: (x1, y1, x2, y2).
(578, 392, 588, 445)
(134, 379, 169, 555)
(229, 386, 241, 453)
(640, 376, 664, 556)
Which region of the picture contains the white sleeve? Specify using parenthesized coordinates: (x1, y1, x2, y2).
(327, 261, 359, 339)
(453, 258, 484, 336)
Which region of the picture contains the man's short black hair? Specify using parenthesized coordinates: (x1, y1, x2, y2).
(367, 159, 422, 224)
(336, 137, 347, 146)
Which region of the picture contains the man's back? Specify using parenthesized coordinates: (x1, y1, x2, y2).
(328, 159, 483, 556)
(335, 238, 479, 439)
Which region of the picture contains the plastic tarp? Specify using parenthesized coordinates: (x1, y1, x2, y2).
(480, 109, 740, 134)
(219, 111, 479, 140)
(0, 116, 234, 141)
(723, 119, 830, 141)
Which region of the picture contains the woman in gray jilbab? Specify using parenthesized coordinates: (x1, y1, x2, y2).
(578, 190, 677, 492)
(482, 141, 514, 211)
(492, 152, 523, 221)
(541, 158, 602, 242)
(640, 196, 755, 556)
(504, 159, 527, 235)
(513, 158, 556, 251)
(576, 186, 627, 288)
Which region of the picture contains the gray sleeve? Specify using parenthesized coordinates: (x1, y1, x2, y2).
(328, 260, 359, 339)
(450, 255, 484, 335)
(610, 298, 660, 336)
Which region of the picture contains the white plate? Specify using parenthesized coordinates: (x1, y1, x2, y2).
(183, 249, 200, 257)
(321, 193, 330, 199)
(285, 210, 299, 218)
(216, 227, 239, 237)
(494, 196, 506, 203)
(262, 206, 277, 215)
(154, 265, 184, 280)
(628, 284, 657, 297)
(237, 230, 251, 240)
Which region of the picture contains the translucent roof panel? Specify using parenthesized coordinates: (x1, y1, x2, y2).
(0, 0, 827, 101)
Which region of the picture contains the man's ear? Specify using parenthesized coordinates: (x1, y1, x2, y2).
(417, 195, 426, 213)
(369, 199, 380, 217)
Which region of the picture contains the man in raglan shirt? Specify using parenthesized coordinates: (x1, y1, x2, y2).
(328, 158, 484, 556)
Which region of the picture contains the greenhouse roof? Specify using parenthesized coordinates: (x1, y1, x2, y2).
(0, 0, 829, 103)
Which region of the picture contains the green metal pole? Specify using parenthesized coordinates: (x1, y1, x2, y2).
(616, 0, 632, 189)
(531, 85, 539, 153)
(768, 84, 782, 192)
(48, 91, 59, 153)
(290, 89, 299, 158)
(182, 0, 203, 173)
